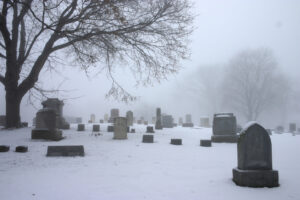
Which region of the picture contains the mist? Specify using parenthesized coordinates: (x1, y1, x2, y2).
(1, 0, 299, 129)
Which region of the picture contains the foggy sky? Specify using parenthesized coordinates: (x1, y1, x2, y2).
(1, 0, 299, 127)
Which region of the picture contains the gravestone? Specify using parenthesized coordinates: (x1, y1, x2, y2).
(162, 115, 174, 128)
(100, 119, 104, 123)
(185, 114, 192, 123)
(113, 117, 127, 139)
(178, 117, 183, 126)
(171, 139, 182, 145)
(137, 120, 142, 124)
(77, 124, 85, 131)
(232, 122, 279, 187)
(31, 108, 63, 141)
(146, 126, 155, 133)
(21, 122, 28, 127)
(0, 115, 6, 126)
(155, 108, 163, 130)
(93, 124, 100, 132)
(0, 145, 10, 152)
(15, 146, 28, 153)
(126, 111, 134, 126)
(47, 145, 84, 157)
(90, 114, 96, 123)
(200, 140, 212, 147)
(42, 98, 70, 129)
(109, 108, 119, 123)
(182, 123, 194, 127)
(211, 113, 238, 143)
(289, 123, 296, 133)
(144, 121, 148, 125)
(107, 125, 114, 132)
(130, 128, 135, 133)
(140, 117, 145, 124)
(104, 114, 109, 123)
(142, 135, 154, 143)
(200, 117, 210, 127)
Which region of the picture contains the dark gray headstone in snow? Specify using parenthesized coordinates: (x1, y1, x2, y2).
(142, 135, 154, 143)
(170, 139, 182, 145)
(47, 145, 84, 157)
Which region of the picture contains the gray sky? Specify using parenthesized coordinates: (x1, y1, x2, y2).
(1, 0, 300, 125)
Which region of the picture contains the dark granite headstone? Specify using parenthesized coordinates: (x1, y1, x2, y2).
(162, 115, 174, 128)
(47, 145, 84, 157)
(100, 119, 104, 123)
(182, 123, 194, 127)
(155, 108, 163, 130)
(142, 135, 154, 143)
(146, 126, 155, 133)
(0, 145, 10, 152)
(126, 111, 134, 126)
(77, 124, 85, 131)
(93, 124, 100, 132)
(211, 113, 238, 143)
(130, 128, 135, 133)
(232, 122, 279, 187)
(107, 125, 114, 132)
(170, 139, 182, 145)
(200, 140, 212, 147)
(15, 146, 28, 153)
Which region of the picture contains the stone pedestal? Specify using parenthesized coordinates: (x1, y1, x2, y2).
(211, 135, 238, 143)
(232, 168, 279, 188)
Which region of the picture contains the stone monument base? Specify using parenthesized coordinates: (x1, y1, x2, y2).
(232, 168, 279, 188)
(31, 129, 63, 141)
(211, 135, 238, 143)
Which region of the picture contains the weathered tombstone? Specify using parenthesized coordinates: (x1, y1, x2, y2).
(185, 114, 192, 123)
(104, 114, 109, 123)
(144, 121, 148, 125)
(130, 128, 136, 133)
(77, 124, 85, 131)
(142, 135, 154, 143)
(137, 120, 142, 124)
(31, 108, 63, 141)
(47, 145, 84, 157)
(0, 145, 10, 152)
(162, 115, 174, 128)
(170, 139, 182, 145)
(107, 125, 114, 132)
(42, 98, 70, 129)
(0, 115, 6, 126)
(289, 123, 296, 133)
(88, 120, 92, 123)
(93, 124, 100, 132)
(90, 114, 96, 123)
(232, 122, 279, 187)
(200, 140, 212, 147)
(211, 113, 238, 143)
(178, 117, 183, 126)
(109, 108, 119, 123)
(113, 117, 127, 139)
(100, 119, 104, 123)
(155, 108, 163, 130)
(126, 111, 134, 126)
(146, 126, 155, 133)
(15, 146, 28, 153)
(152, 117, 156, 124)
(182, 122, 194, 127)
(200, 117, 210, 127)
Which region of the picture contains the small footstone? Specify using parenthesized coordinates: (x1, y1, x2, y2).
(47, 145, 84, 157)
(15, 146, 28, 153)
(171, 139, 182, 145)
(93, 124, 100, 132)
(142, 135, 154, 143)
(200, 140, 212, 147)
(77, 124, 85, 131)
(0, 145, 10, 152)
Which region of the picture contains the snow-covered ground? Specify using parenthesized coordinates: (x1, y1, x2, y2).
(0, 124, 299, 200)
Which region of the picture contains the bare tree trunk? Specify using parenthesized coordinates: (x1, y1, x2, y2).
(5, 88, 21, 128)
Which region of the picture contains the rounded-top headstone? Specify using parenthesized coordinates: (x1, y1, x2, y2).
(238, 122, 272, 170)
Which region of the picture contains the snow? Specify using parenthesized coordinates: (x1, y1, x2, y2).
(0, 124, 300, 200)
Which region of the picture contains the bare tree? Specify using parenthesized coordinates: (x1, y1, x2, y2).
(222, 48, 290, 121)
(0, 0, 194, 128)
